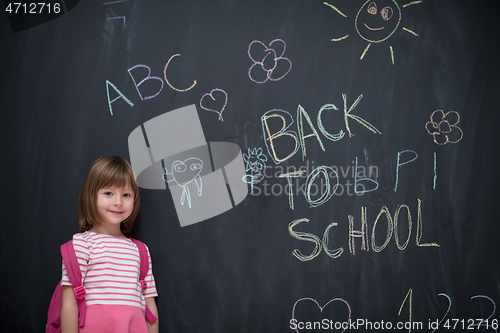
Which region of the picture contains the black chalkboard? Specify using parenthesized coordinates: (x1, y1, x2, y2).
(1, 0, 500, 332)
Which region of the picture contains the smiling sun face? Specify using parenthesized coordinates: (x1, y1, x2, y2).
(355, 0, 401, 43)
(325, 0, 421, 64)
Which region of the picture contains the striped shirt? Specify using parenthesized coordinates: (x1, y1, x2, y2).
(61, 231, 158, 309)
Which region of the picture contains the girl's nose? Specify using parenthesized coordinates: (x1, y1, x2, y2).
(113, 196, 122, 206)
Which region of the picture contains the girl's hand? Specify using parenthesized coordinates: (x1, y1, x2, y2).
(146, 297, 159, 333)
(61, 285, 79, 333)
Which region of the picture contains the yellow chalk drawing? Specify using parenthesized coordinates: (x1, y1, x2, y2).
(402, 27, 419, 36)
(402, 1, 423, 8)
(324, 0, 422, 64)
(416, 199, 439, 247)
(323, 1, 347, 17)
(343, 94, 381, 137)
(288, 218, 322, 261)
(289, 219, 343, 261)
(322, 222, 343, 258)
(261, 110, 300, 164)
(317, 104, 344, 141)
(297, 105, 325, 159)
(305, 166, 337, 207)
(398, 288, 413, 333)
(371, 206, 393, 252)
(360, 43, 372, 60)
(394, 204, 412, 250)
(348, 206, 368, 255)
(332, 35, 349, 42)
(279, 171, 306, 210)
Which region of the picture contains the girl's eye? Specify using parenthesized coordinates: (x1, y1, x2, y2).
(104, 192, 112, 196)
(123, 193, 133, 197)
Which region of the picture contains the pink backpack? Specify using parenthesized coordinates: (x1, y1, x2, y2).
(46, 238, 157, 333)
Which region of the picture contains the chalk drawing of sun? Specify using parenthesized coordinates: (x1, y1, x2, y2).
(324, 0, 421, 64)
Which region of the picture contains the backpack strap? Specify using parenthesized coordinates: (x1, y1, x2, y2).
(130, 238, 158, 323)
(60, 240, 86, 328)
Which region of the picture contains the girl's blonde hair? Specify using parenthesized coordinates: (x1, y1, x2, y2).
(77, 156, 140, 235)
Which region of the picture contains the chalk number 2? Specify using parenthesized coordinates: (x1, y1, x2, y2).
(470, 295, 498, 331)
(431, 293, 498, 332)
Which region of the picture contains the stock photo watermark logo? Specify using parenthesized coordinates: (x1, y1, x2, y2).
(242, 151, 379, 207)
(128, 105, 248, 227)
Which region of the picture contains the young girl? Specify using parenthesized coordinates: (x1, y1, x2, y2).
(60, 156, 159, 333)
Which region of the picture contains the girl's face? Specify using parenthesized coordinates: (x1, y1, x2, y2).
(96, 185, 135, 226)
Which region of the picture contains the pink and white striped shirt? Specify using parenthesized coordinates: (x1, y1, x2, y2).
(61, 231, 157, 310)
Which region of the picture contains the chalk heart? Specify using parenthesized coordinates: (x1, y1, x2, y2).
(200, 89, 227, 121)
(171, 158, 203, 186)
(291, 297, 351, 333)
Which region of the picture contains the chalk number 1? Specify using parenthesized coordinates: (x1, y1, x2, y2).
(399, 288, 413, 333)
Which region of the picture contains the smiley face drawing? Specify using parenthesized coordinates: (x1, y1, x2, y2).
(324, 0, 421, 64)
(355, 0, 401, 43)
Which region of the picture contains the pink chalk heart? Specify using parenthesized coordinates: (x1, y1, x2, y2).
(200, 88, 228, 121)
(291, 297, 351, 333)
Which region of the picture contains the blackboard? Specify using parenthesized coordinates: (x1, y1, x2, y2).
(1, 0, 500, 332)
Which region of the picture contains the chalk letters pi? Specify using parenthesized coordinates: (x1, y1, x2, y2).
(128, 105, 248, 226)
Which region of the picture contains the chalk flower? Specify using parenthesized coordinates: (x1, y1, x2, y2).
(243, 147, 268, 173)
(425, 110, 463, 145)
(242, 147, 268, 194)
(248, 39, 292, 84)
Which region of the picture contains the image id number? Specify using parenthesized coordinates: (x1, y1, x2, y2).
(442, 318, 499, 330)
(5, 2, 61, 14)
